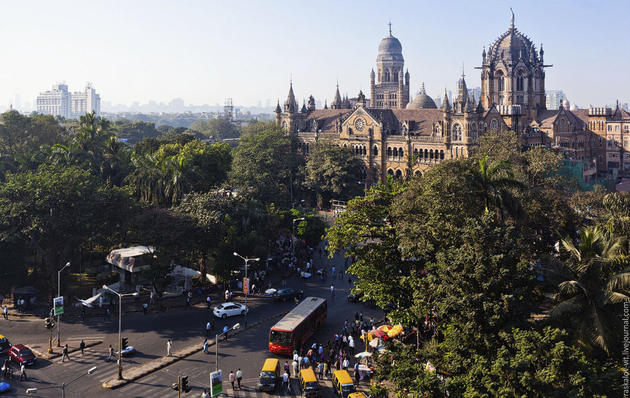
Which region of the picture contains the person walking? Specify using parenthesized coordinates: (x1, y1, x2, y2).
(203, 339, 209, 354)
(142, 302, 148, 315)
(324, 360, 330, 379)
(354, 363, 360, 386)
(330, 284, 334, 297)
(229, 370, 235, 390)
(236, 368, 243, 389)
(167, 339, 172, 357)
(283, 360, 290, 376)
(205, 321, 212, 338)
(224, 290, 230, 302)
(317, 362, 324, 378)
(206, 295, 212, 309)
(292, 359, 298, 377)
(222, 325, 229, 341)
(342, 357, 350, 370)
(297, 354, 303, 371)
(19, 363, 26, 381)
(107, 345, 115, 361)
(282, 371, 289, 393)
(79, 339, 86, 357)
(2, 305, 8, 320)
(61, 344, 70, 362)
(348, 336, 355, 355)
(201, 389, 209, 398)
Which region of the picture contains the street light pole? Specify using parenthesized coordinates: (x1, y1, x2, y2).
(215, 323, 240, 372)
(57, 262, 70, 347)
(233, 253, 259, 327)
(102, 285, 138, 380)
(291, 218, 305, 270)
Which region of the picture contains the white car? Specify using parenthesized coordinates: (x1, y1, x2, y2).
(213, 302, 248, 319)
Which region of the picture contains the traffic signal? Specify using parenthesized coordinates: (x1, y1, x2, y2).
(44, 317, 55, 329)
(121, 337, 128, 350)
(181, 376, 191, 393)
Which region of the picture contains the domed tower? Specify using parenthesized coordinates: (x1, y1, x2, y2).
(370, 23, 410, 109)
(480, 9, 550, 130)
(406, 83, 437, 109)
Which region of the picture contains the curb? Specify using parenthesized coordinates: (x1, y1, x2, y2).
(102, 311, 288, 390)
(28, 340, 102, 360)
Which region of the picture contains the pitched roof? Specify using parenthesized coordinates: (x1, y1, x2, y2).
(392, 109, 444, 135)
(303, 109, 352, 132)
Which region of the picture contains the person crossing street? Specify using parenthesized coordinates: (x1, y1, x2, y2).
(61, 344, 70, 362)
(79, 339, 85, 357)
(236, 368, 243, 389)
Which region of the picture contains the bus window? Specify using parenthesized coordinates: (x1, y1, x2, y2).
(270, 330, 292, 346)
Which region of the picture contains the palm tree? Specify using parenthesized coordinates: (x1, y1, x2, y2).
(474, 154, 525, 220)
(552, 226, 630, 355)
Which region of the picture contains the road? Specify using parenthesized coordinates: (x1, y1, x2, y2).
(0, 249, 383, 397)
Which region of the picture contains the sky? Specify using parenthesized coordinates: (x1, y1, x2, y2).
(1, 0, 629, 111)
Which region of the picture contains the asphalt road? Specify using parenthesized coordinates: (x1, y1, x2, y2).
(0, 249, 383, 397)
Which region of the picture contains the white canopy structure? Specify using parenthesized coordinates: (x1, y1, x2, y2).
(106, 246, 154, 273)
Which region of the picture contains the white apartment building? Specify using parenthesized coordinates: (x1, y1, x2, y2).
(36, 83, 101, 119)
(545, 90, 566, 110)
(36, 83, 71, 118)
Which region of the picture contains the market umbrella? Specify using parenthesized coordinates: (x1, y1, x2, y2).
(387, 324, 403, 338)
(355, 352, 372, 359)
(377, 325, 392, 332)
(371, 329, 386, 338)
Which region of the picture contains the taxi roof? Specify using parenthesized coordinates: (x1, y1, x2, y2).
(262, 358, 279, 372)
(333, 370, 354, 385)
(300, 367, 317, 381)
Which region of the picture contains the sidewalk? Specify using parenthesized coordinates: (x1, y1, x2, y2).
(28, 340, 102, 360)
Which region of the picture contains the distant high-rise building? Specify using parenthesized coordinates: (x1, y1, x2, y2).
(37, 83, 100, 119)
(36, 83, 70, 118)
(546, 90, 565, 110)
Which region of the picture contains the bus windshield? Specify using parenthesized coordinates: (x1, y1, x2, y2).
(270, 330, 292, 346)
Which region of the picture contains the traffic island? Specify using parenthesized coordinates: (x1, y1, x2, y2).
(28, 340, 102, 360)
(102, 312, 288, 390)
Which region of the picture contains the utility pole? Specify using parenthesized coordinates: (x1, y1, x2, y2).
(177, 376, 181, 398)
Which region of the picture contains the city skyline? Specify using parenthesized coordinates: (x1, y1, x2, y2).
(1, 0, 629, 111)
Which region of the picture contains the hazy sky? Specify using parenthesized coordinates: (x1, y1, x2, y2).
(2, 0, 629, 109)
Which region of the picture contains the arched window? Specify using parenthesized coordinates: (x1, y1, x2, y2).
(490, 119, 498, 131)
(429, 149, 434, 159)
(455, 147, 459, 158)
(343, 143, 347, 148)
(497, 71, 505, 91)
(373, 145, 378, 156)
(393, 147, 398, 158)
(440, 150, 445, 160)
(471, 123, 478, 140)
(387, 169, 394, 175)
(415, 170, 422, 176)
(435, 124, 442, 136)
(399, 148, 404, 159)
(387, 147, 392, 158)
(452, 123, 462, 141)
(424, 149, 428, 159)
(384, 70, 390, 82)
(395, 170, 402, 179)
(516, 74, 524, 91)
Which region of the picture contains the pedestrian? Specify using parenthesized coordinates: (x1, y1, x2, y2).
(342, 357, 350, 370)
(330, 284, 334, 296)
(292, 359, 298, 377)
(317, 362, 324, 378)
(142, 303, 148, 315)
(354, 365, 360, 386)
(206, 295, 212, 309)
(62, 344, 70, 362)
(297, 354, 303, 371)
(201, 389, 209, 398)
(206, 321, 211, 337)
(293, 351, 299, 363)
(105, 307, 110, 320)
(1, 359, 9, 378)
(236, 368, 243, 389)
(349, 336, 355, 355)
(229, 370, 235, 390)
(284, 360, 290, 375)
(167, 339, 172, 357)
(223, 325, 229, 341)
(282, 371, 289, 392)
(324, 360, 331, 378)
(203, 339, 209, 354)
(107, 345, 115, 361)
(19, 363, 26, 381)
(186, 295, 191, 308)
(80, 339, 86, 357)
(318, 344, 324, 361)
(303, 355, 309, 369)
(2, 305, 7, 320)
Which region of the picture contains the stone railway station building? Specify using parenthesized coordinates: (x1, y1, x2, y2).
(276, 13, 630, 184)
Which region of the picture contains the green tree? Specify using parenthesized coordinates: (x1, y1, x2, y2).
(303, 141, 364, 208)
(230, 122, 302, 205)
(188, 118, 240, 140)
(552, 226, 630, 356)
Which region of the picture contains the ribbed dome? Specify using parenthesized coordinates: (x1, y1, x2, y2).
(407, 83, 437, 109)
(378, 35, 402, 55)
(488, 22, 537, 64)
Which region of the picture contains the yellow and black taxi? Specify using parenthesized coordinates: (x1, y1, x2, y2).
(298, 367, 319, 397)
(0, 335, 10, 355)
(332, 370, 356, 398)
(257, 358, 281, 392)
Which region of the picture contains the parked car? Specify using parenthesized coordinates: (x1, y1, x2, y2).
(8, 345, 36, 366)
(121, 346, 136, 357)
(347, 289, 364, 302)
(272, 288, 304, 302)
(213, 302, 248, 319)
(0, 335, 10, 355)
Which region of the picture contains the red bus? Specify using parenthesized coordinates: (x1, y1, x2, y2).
(269, 296, 327, 356)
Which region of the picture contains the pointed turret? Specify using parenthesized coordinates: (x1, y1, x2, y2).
(284, 81, 298, 113)
(476, 96, 484, 113)
(331, 83, 342, 109)
(301, 100, 307, 114)
(274, 99, 281, 114)
(441, 87, 451, 112)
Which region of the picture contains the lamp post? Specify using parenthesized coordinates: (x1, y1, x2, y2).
(233, 252, 259, 327)
(291, 218, 306, 269)
(215, 323, 240, 371)
(102, 285, 138, 380)
(56, 262, 70, 347)
(26, 366, 97, 397)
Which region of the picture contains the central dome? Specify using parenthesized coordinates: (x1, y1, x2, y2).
(378, 35, 402, 55)
(407, 83, 437, 109)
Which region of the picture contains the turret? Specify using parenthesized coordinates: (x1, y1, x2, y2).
(441, 87, 451, 112)
(307, 95, 316, 112)
(331, 83, 342, 109)
(284, 81, 298, 113)
(274, 99, 281, 124)
(301, 100, 307, 114)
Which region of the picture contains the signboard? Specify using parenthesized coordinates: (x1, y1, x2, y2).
(210, 370, 223, 397)
(242, 277, 249, 295)
(53, 296, 64, 316)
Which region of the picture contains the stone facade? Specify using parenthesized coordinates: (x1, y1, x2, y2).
(276, 13, 629, 183)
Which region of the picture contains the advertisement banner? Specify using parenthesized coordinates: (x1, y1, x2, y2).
(242, 277, 249, 295)
(210, 370, 223, 397)
(53, 296, 64, 316)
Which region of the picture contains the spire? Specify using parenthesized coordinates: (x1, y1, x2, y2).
(476, 96, 484, 113)
(274, 99, 281, 114)
(331, 83, 342, 109)
(388, 21, 392, 36)
(441, 87, 451, 112)
(421, 82, 426, 94)
(284, 80, 298, 113)
(301, 100, 307, 113)
(510, 8, 515, 30)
